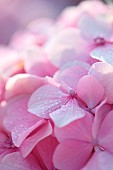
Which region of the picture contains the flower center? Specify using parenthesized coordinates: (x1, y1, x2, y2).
(92, 138, 106, 151)
(4, 137, 15, 149)
(94, 37, 106, 46)
(69, 89, 76, 98)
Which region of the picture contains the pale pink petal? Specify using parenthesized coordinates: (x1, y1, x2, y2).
(36, 135, 58, 170)
(4, 95, 45, 147)
(0, 47, 23, 77)
(53, 139, 93, 170)
(5, 74, 45, 100)
(78, 12, 113, 41)
(0, 152, 42, 170)
(55, 113, 93, 142)
(50, 99, 85, 127)
(28, 84, 69, 118)
(76, 75, 104, 109)
(83, 150, 113, 170)
(59, 64, 88, 92)
(97, 110, 113, 154)
(24, 46, 57, 77)
(20, 121, 52, 158)
(45, 28, 89, 67)
(91, 44, 113, 65)
(89, 62, 113, 104)
(53, 61, 90, 91)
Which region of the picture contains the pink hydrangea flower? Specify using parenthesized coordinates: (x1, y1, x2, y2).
(45, 28, 90, 68)
(28, 62, 104, 127)
(78, 12, 113, 47)
(53, 105, 113, 170)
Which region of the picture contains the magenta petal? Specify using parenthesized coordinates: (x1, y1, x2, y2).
(0, 152, 42, 170)
(83, 151, 113, 170)
(28, 84, 69, 118)
(53, 139, 93, 170)
(20, 121, 52, 158)
(76, 75, 104, 108)
(50, 99, 85, 127)
(91, 45, 113, 65)
(36, 135, 58, 170)
(89, 62, 113, 104)
(55, 113, 93, 142)
(4, 95, 45, 147)
(97, 110, 113, 154)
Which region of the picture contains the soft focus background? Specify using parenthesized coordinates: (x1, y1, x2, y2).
(0, 0, 109, 44)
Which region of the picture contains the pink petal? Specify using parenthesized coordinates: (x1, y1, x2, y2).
(36, 135, 58, 170)
(53, 139, 93, 170)
(97, 110, 113, 154)
(0, 150, 14, 162)
(0, 47, 23, 77)
(53, 61, 90, 91)
(89, 62, 113, 104)
(91, 44, 113, 65)
(5, 74, 45, 100)
(92, 100, 111, 139)
(24, 46, 57, 77)
(28, 84, 69, 118)
(78, 12, 113, 41)
(50, 99, 85, 127)
(55, 113, 93, 142)
(4, 95, 45, 147)
(20, 121, 52, 158)
(0, 152, 42, 170)
(59, 64, 88, 92)
(83, 150, 113, 170)
(45, 28, 89, 67)
(76, 75, 104, 109)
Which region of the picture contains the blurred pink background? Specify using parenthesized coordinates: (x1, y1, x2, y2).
(0, 0, 85, 44)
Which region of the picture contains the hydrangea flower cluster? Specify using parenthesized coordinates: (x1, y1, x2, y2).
(1, 0, 113, 169)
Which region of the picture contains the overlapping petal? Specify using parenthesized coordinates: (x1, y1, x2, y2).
(28, 84, 69, 118)
(83, 150, 113, 170)
(4, 95, 46, 147)
(76, 75, 104, 108)
(53, 139, 93, 170)
(50, 99, 85, 127)
(89, 62, 113, 104)
(0, 152, 42, 170)
(20, 121, 52, 157)
(5, 74, 45, 100)
(91, 45, 113, 65)
(78, 13, 113, 42)
(55, 113, 93, 142)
